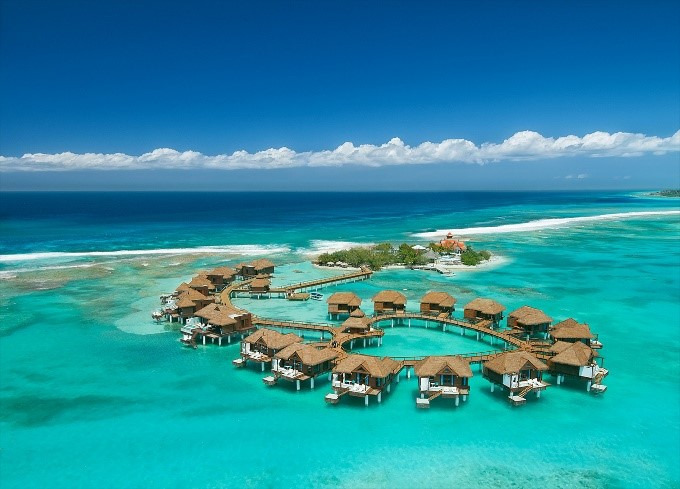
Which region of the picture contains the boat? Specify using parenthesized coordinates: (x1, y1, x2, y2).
(310, 292, 324, 301)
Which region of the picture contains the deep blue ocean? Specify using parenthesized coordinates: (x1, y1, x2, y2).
(0, 191, 679, 488)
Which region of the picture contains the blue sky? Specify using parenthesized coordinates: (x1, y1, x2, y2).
(0, 0, 678, 190)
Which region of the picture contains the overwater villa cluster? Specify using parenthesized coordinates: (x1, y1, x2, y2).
(154, 259, 608, 408)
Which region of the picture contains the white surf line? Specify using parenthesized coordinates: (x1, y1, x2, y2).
(413, 210, 680, 237)
(0, 244, 291, 263)
(297, 240, 375, 256)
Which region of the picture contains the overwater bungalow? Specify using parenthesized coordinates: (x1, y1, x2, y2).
(372, 290, 407, 315)
(420, 291, 456, 318)
(175, 282, 191, 294)
(267, 343, 339, 390)
(507, 306, 553, 338)
(326, 354, 401, 405)
(550, 318, 602, 348)
(463, 298, 506, 327)
(176, 288, 215, 323)
(205, 267, 237, 289)
(483, 350, 548, 405)
(548, 341, 608, 392)
(413, 355, 472, 408)
(327, 292, 362, 319)
(249, 275, 271, 296)
(341, 308, 372, 334)
(182, 303, 254, 346)
(241, 259, 275, 278)
(236, 328, 302, 370)
(188, 275, 216, 296)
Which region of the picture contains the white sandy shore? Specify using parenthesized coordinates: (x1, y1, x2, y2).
(313, 254, 508, 273)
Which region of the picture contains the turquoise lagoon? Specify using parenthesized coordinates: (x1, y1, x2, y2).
(0, 191, 679, 488)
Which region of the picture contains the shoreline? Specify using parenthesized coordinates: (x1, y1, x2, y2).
(313, 254, 507, 273)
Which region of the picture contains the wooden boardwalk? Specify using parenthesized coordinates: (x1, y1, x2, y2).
(282, 267, 373, 293)
(228, 268, 373, 296)
(209, 269, 543, 372)
(368, 313, 526, 349)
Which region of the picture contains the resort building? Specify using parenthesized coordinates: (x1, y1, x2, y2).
(241, 259, 275, 278)
(175, 288, 215, 322)
(188, 275, 216, 296)
(372, 290, 407, 315)
(463, 298, 506, 327)
(175, 282, 191, 294)
(549, 318, 602, 348)
(507, 306, 553, 338)
(341, 308, 372, 334)
(237, 328, 302, 371)
(413, 355, 472, 408)
(439, 233, 467, 254)
(327, 292, 362, 319)
(547, 341, 608, 392)
(204, 267, 237, 289)
(327, 354, 401, 405)
(249, 275, 271, 296)
(181, 303, 254, 347)
(267, 343, 339, 390)
(420, 291, 456, 318)
(483, 350, 548, 405)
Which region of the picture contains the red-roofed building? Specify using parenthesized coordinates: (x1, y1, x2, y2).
(439, 232, 467, 254)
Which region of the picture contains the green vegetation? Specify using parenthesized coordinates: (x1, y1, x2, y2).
(650, 189, 680, 198)
(316, 243, 428, 270)
(316, 242, 492, 269)
(460, 247, 492, 266)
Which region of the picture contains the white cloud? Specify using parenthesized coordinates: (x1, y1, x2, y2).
(1, 129, 678, 172)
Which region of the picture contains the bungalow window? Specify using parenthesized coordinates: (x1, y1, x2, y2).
(441, 374, 455, 386)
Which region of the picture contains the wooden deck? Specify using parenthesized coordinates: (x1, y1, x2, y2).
(367, 312, 526, 349)
(227, 268, 373, 296)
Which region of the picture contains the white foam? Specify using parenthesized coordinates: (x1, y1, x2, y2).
(0, 244, 291, 263)
(413, 210, 680, 238)
(300, 240, 374, 256)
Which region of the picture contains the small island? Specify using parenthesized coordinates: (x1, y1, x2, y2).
(315, 233, 492, 272)
(649, 189, 680, 198)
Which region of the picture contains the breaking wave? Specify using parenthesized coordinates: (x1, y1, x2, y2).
(0, 244, 291, 263)
(413, 210, 680, 237)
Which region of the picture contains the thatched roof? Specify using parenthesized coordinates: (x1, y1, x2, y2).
(372, 290, 407, 305)
(175, 288, 210, 307)
(484, 351, 547, 375)
(250, 278, 271, 289)
(508, 306, 552, 326)
(327, 292, 362, 307)
(414, 356, 473, 378)
(189, 276, 215, 289)
(550, 318, 594, 340)
(549, 341, 597, 367)
(243, 328, 302, 350)
(333, 354, 400, 378)
(194, 303, 220, 319)
(464, 298, 505, 315)
(194, 303, 244, 326)
(175, 282, 191, 292)
(275, 343, 338, 366)
(251, 258, 275, 270)
(206, 266, 236, 278)
(175, 295, 197, 308)
(421, 291, 456, 307)
(342, 314, 371, 331)
(350, 308, 366, 318)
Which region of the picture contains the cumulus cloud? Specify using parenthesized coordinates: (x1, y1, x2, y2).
(1, 129, 678, 172)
